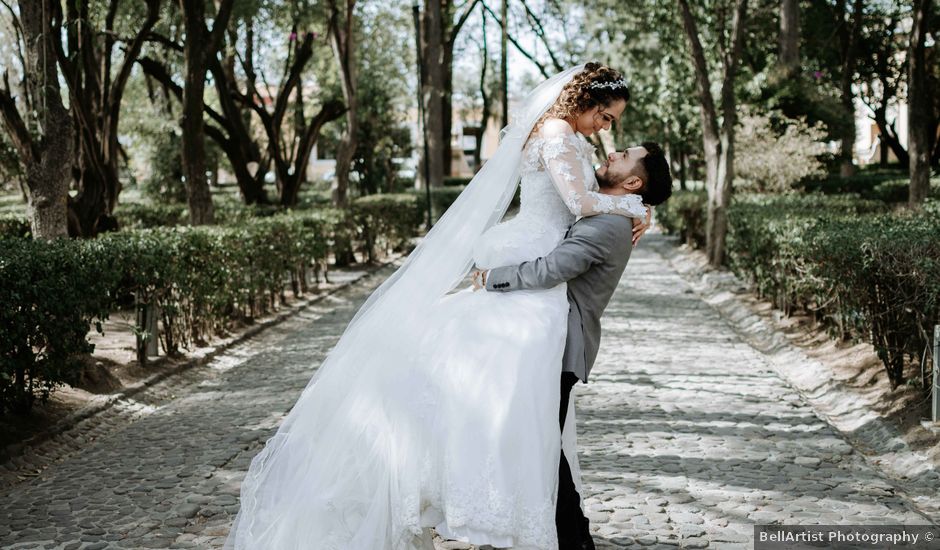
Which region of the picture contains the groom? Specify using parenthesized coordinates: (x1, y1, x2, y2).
(472, 142, 672, 549)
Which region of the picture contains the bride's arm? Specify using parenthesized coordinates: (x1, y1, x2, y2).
(539, 119, 648, 220)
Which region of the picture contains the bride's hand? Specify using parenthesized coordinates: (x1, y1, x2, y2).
(471, 269, 487, 291)
(631, 205, 652, 247)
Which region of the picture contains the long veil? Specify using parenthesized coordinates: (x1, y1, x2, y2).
(224, 63, 587, 550)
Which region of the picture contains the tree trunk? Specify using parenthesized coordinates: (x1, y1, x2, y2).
(281, 100, 347, 207)
(678, 0, 747, 267)
(908, 0, 932, 205)
(499, 0, 509, 127)
(442, 42, 454, 176)
(48, 0, 160, 236)
(473, 10, 491, 172)
(779, 0, 800, 76)
(422, 0, 445, 188)
(328, 0, 359, 207)
(180, 0, 214, 225)
(0, 0, 73, 239)
(837, 0, 864, 178)
(676, 143, 688, 190)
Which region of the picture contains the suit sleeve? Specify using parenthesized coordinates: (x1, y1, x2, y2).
(485, 217, 624, 292)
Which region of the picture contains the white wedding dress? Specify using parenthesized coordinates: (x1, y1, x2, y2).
(223, 66, 646, 550)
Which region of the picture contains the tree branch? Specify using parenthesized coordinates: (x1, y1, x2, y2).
(108, 0, 161, 114)
(480, 0, 551, 78)
(136, 56, 227, 128)
(207, 0, 235, 57)
(0, 76, 37, 165)
(677, 0, 719, 143)
(145, 31, 184, 53)
(520, 0, 563, 71)
(447, 0, 481, 48)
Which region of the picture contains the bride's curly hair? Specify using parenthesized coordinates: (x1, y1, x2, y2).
(532, 62, 630, 136)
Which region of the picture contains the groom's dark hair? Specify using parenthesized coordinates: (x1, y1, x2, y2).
(636, 142, 673, 206)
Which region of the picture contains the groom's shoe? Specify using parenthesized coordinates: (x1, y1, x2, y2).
(578, 517, 596, 550)
(558, 519, 595, 550)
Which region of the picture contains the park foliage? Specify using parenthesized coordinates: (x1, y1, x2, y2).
(656, 179, 940, 391)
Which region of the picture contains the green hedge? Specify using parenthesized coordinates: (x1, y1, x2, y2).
(658, 190, 938, 389)
(724, 194, 888, 313)
(411, 185, 466, 224)
(351, 194, 421, 262)
(0, 214, 30, 239)
(0, 238, 119, 414)
(797, 172, 939, 203)
(0, 206, 402, 413)
(803, 210, 940, 386)
(655, 190, 707, 249)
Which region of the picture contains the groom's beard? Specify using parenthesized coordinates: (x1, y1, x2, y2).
(595, 169, 614, 190)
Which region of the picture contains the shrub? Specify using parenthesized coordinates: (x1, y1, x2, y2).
(804, 211, 940, 387)
(655, 190, 707, 248)
(0, 198, 431, 412)
(443, 176, 472, 187)
(413, 186, 466, 224)
(115, 203, 189, 229)
(0, 214, 30, 239)
(725, 194, 887, 312)
(0, 238, 119, 414)
(734, 109, 828, 192)
(351, 194, 421, 262)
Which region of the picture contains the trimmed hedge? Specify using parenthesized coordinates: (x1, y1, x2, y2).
(655, 190, 707, 249)
(2, 186, 475, 412)
(804, 210, 940, 386)
(1, 238, 119, 413)
(0, 214, 30, 239)
(658, 190, 939, 389)
(0, 199, 426, 413)
(351, 194, 421, 262)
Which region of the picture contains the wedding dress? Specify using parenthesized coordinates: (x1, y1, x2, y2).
(223, 64, 646, 550)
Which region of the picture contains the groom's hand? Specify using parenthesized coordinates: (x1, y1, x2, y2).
(632, 205, 652, 247)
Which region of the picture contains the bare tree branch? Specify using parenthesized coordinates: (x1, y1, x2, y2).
(519, 0, 563, 71)
(480, 0, 551, 78)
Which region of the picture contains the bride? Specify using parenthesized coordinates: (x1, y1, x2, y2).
(224, 62, 650, 550)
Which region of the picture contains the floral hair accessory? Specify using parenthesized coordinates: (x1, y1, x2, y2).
(588, 79, 627, 90)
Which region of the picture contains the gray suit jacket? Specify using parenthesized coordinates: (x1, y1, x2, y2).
(484, 213, 634, 383)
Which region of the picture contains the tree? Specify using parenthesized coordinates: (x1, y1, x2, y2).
(420, 0, 445, 188)
(856, 4, 908, 167)
(779, 0, 800, 75)
(48, 0, 161, 236)
(908, 0, 933, 204)
(0, 0, 73, 239)
(326, 0, 358, 207)
(677, 0, 749, 266)
(139, 21, 346, 207)
(439, 0, 480, 176)
(178, 0, 234, 225)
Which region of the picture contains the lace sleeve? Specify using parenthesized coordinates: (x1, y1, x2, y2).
(538, 120, 648, 219)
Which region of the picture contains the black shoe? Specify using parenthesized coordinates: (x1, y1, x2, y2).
(579, 517, 596, 550)
(558, 520, 595, 550)
(558, 536, 595, 550)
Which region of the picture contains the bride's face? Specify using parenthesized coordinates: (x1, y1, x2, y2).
(573, 99, 626, 137)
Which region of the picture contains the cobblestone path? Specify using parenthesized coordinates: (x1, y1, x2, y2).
(1, 235, 936, 550)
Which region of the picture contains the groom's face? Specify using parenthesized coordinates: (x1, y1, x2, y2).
(596, 146, 648, 192)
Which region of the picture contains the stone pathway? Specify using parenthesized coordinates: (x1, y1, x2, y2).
(0, 235, 936, 549)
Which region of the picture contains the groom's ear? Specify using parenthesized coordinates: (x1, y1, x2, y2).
(621, 175, 644, 192)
